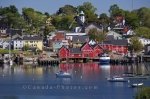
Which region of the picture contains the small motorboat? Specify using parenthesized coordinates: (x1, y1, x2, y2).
(131, 83, 143, 87)
(107, 76, 129, 82)
(99, 53, 110, 64)
(122, 73, 135, 77)
(56, 71, 71, 78)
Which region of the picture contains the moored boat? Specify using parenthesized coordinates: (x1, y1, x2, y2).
(122, 73, 135, 77)
(131, 83, 143, 87)
(56, 71, 71, 78)
(100, 53, 110, 64)
(107, 76, 129, 82)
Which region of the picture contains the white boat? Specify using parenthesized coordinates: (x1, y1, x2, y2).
(131, 83, 143, 87)
(100, 53, 110, 64)
(56, 71, 71, 78)
(107, 76, 129, 82)
(122, 73, 135, 77)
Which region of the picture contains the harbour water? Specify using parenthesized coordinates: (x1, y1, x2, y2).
(0, 62, 150, 99)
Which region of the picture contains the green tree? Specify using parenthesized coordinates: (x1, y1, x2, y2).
(22, 8, 47, 34)
(136, 7, 150, 28)
(129, 36, 143, 53)
(44, 25, 55, 37)
(125, 11, 140, 29)
(109, 4, 125, 17)
(52, 14, 75, 30)
(23, 44, 29, 51)
(135, 27, 150, 39)
(44, 12, 50, 17)
(88, 28, 106, 42)
(56, 5, 77, 15)
(98, 13, 110, 31)
(0, 5, 26, 29)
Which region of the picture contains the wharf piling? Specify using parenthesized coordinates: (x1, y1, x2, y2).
(37, 59, 59, 66)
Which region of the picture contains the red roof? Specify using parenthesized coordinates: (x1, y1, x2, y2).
(53, 33, 65, 41)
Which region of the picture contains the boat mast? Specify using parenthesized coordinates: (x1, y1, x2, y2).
(9, 28, 13, 66)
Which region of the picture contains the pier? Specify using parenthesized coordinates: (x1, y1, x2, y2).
(37, 59, 59, 66)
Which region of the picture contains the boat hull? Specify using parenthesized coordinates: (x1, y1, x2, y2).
(108, 79, 128, 82)
(100, 57, 110, 64)
(56, 74, 71, 78)
(107, 77, 129, 82)
(131, 83, 143, 87)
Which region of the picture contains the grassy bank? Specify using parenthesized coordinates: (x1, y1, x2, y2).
(0, 49, 19, 54)
(136, 87, 150, 99)
(0, 49, 33, 56)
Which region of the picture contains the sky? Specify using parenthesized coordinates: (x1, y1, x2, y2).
(0, 0, 150, 15)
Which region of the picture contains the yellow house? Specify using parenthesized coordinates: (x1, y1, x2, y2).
(23, 36, 43, 50)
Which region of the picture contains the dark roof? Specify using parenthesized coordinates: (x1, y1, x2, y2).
(112, 40, 128, 46)
(0, 24, 9, 29)
(72, 35, 89, 43)
(85, 23, 103, 29)
(99, 39, 127, 46)
(23, 36, 42, 40)
(6, 29, 22, 36)
(99, 41, 112, 45)
(13, 37, 22, 40)
(69, 48, 82, 53)
(106, 35, 115, 41)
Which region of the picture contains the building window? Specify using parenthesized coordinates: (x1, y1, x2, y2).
(85, 54, 88, 57)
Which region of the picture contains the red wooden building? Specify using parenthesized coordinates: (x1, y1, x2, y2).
(58, 43, 103, 59)
(100, 39, 128, 55)
(58, 39, 128, 59)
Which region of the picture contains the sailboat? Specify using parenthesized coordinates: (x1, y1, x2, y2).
(56, 70, 71, 78)
(56, 63, 71, 78)
(9, 32, 13, 66)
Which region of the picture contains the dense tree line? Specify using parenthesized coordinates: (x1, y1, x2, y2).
(0, 2, 150, 38)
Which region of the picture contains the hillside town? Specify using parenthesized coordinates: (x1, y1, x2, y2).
(0, 1, 150, 99)
(0, 3, 150, 64)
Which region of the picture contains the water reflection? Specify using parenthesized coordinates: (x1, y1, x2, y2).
(0, 63, 150, 81)
(0, 62, 150, 99)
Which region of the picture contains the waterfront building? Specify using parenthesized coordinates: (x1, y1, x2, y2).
(58, 42, 103, 59)
(12, 36, 23, 50)
(23, 35, 43, 50)
(58, 39, 128, 59)
(100, 39, 128, 55)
